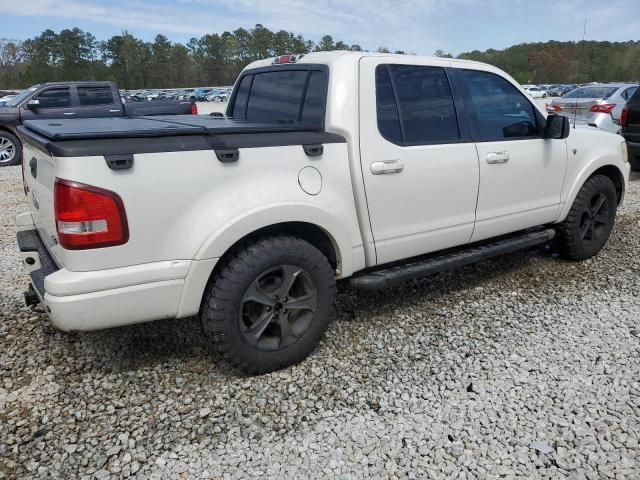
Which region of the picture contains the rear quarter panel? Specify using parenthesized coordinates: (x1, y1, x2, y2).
(51, 143, 365, 277)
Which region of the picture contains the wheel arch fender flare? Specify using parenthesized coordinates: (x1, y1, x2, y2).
(194, 203, 357, 278)
(556, 158, 627, 222)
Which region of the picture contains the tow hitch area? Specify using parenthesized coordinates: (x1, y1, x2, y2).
(24, 284, 40, 308)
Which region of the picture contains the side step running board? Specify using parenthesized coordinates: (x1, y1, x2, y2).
(349, 228, 556, 291)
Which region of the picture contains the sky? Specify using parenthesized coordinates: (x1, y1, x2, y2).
(0, 0, 638, 55)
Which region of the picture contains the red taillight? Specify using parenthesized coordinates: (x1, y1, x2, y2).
(54, 179, 128, 250)
(553, 105, 563, 113)
(621, 104, 629, 127)
(191, 102, 198, 115)
(590, 103, 616, 114)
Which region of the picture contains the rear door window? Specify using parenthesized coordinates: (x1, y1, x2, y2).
(34, 88, 72, 109)
(461, 69, 539, 140)
(230, 68, 328, 126)
(393, 65, 459, 144)
(375, 66, 402, 144)
(78, 86, 116, 106)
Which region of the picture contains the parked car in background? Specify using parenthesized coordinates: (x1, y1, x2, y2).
(524, 86, 548, 98)
(0, 81, 196, 166)
(214, 88, 232, 102)
(547, 83, 638, 134)
(0, 95, 17, 106)
(177, 89, 195, 101)
(621, 86, 640, 170)
(205, 88, 232, 102)
(192, 88, 216, 101)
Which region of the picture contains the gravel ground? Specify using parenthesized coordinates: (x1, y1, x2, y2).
(1, 165, 639, 479)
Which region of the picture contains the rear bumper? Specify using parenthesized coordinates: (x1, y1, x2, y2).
(44, 280, 185, 331)
(568, 113, 620, 134)
(17, 225, 216, 332)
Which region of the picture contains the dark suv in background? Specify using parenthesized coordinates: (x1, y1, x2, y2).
(622, 87, 640, 171)
(0, 81, 195, 166)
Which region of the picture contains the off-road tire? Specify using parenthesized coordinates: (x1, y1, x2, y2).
(631, 155, 640, 172)
(200, 235, 336, 374)
(556, 174, 617, 260)
(0, 131, 21, 167)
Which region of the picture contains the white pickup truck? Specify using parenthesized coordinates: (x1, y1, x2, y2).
(16, 52, 631, 373)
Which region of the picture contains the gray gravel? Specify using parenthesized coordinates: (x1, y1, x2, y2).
(1, 164, 639, 479)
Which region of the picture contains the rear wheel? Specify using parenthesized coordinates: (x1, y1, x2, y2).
(0, 131, 21, 167)
(200, 236, 336, 374)
(631, 155, 640, 172)
(556, 175, 617, 260)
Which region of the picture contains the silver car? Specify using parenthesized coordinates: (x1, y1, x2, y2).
(547, 83, 638, 133)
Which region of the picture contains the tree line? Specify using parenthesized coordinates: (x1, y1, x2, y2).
(1, 26, 639, 90)
(0, 26, 373, 89)
(457, 40, 640, 84)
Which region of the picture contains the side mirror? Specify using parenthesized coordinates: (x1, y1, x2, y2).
(545, 114, 570, 139)
(25, 99, 40, 110)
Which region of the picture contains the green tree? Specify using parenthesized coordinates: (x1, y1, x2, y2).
(315, 36, 335, 52)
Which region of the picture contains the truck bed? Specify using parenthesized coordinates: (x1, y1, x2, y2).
(22, 116, 322, 140)
(17, 116, 344, 157)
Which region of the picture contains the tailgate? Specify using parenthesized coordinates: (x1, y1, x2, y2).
(21, 139, 63, 267)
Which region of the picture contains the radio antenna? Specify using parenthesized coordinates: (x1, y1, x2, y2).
(574, 19, 587, 129)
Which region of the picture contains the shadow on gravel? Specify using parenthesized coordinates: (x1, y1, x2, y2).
(56, 316, 233, 378)
(57, 246, 549, 376)
(335, 247, 545, 321)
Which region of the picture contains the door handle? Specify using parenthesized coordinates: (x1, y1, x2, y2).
(371, 159, 404, 175)
(63, 112, 77, 116)
(486, 152, 510, 164)
(109, 109, 120, 113)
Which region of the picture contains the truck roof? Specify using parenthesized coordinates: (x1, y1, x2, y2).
(244, 50, 488, 71)
(38, 81, 116, 87)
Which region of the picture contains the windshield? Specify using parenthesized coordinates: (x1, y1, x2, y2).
(562, 86, 618, 99)
(5, 86, 40, 107)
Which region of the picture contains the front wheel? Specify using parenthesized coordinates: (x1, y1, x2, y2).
(0, 131, 21, 167)
(200, 236, 336, 374)
(556, 175, 617, 260)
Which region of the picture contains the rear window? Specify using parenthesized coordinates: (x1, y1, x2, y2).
(230, 68, 327, 126)
(78, 86, 116, 106)
(562, 86, 618, 99)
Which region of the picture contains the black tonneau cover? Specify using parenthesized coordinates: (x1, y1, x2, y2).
(23, 117, 203, 140)
(17, 115, 346, 157)
(22, 115, 319, 141)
